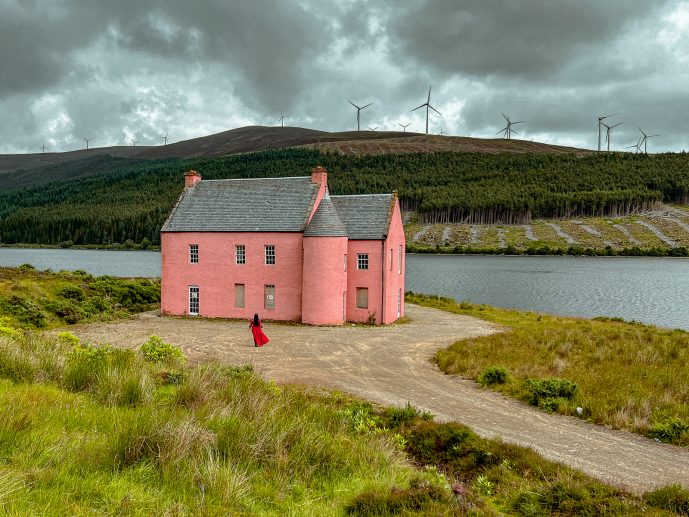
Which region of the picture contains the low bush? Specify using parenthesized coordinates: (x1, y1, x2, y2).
(478, 366, 508, 386)
(345, 479, 449, 515)
(140, 335, 185, 364)
(649, 418, 689, 444)
(644, 484, 689, 515)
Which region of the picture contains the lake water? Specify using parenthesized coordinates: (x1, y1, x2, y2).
(1, 248, 687, 330)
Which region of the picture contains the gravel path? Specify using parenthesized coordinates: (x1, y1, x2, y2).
(613, 223, 642, 245)
(71, 305, 689, 495)
(522, 225, 538, 241)
(636, 220, 677, 247)
(546, 222, 578, 245)
(412, 225, 431, 243)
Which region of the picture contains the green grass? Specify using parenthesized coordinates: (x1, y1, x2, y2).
(0, 320, 683, 514)
(407, 293, 689, 445)
(0, 265, 159, 329)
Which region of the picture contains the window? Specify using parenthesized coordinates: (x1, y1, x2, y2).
(265, 245, 275, 265)
(189, 285, 199, 315)
(344, 254, 347, 272)
(264, 285, 275, 310)
(356, 287, 368, 309)
(390, 249, 393, 271)
(235, 284, 245, 308)
(397, 288, 402, 318)
(235, 245, 245, 265)
(357, 253, 368, 270)
(189, 244, 198, 263)
(398, 245, 403, 274)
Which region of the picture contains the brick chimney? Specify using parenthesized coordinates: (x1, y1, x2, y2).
(310, 165, 327, 187)
(184, 170, 202, 188)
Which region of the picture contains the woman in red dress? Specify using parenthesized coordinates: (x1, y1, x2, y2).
(250, 313, 269, 347)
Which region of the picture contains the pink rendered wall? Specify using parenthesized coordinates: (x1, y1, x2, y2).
(346, 240, 384, 323)
(382, 199, 406, 324)
(161, 231, 304, 321)
(302, 236, 348, 325)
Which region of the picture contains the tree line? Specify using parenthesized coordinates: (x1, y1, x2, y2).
(0, 149, 688, 245)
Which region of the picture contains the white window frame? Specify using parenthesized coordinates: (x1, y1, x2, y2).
(189, 244, 199, 264)
(344, 254, 347, 272)
(235, 244, 245, 265)
(357, 253, 369, 270)
(398, 245, 403, 274)
(189, 285, 199, 315)
(397, 288, 402, 318)
(265, 245, 275, 265)
(390, 248, 393, 271)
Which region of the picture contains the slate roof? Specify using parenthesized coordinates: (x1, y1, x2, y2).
(331, 194, 394, 240)
(304, 196, 348, 237)
(162, 176, 394, 239)
(161, 177, 317, 232)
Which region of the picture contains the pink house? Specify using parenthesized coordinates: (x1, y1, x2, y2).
(160, 166, 405, 325)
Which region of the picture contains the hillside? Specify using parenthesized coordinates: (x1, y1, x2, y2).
(1, 148, 689, 249)
(0, 125, 586, 178)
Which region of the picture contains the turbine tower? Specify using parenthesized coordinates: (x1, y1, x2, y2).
(130, 138, 137, 147)
(596, 114, 616, 151)
(602, 121, 622, 152)
(41, 141, 46, 154)
(83, 137, 92, 150)
(398, 122, 411, 133)
(161, 133, 168, 145)
(637, 127, 659, 154)
(278, 113, 287, 127)
(625, 137, 643, 153)
(411, 86, 441, 135)
(497, 113, 524, 140)
(347, 100, 372, 131)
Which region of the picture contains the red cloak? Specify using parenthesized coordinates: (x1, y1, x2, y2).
(250, 320, 269, 346)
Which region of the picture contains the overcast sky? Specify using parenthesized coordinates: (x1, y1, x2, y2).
(2, 0, 689, 154)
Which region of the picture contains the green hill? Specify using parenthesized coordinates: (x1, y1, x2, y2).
(0, 126, 687, 250)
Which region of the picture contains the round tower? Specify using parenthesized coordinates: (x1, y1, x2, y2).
(302, 195, 348, 325)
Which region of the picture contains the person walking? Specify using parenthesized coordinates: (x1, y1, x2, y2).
(250, 313, 269, 347)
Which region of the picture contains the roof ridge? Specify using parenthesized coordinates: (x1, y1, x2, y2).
(331, 193, 392, 198)
(200, 176, 310, 182)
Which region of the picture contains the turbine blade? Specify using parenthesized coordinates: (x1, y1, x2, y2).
(501, 112, 509, 122)
(362, 103, 373, 109)
(348, 100, 359, 109)
(429, 105, 442, 116)
(427, 85, 431, 103)
(411, 103, 426, 112)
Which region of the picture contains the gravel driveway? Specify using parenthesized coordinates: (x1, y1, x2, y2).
(71, 304, 689, 494)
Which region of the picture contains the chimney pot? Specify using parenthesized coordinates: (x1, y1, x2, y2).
(184, 170, 202, 188)
(310, 165, 327, 186)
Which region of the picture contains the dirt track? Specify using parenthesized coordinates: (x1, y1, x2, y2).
(71, 304, 689, 495)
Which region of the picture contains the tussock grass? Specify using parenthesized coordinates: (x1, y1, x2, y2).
(408, 293, 689, 445)
(0, 311, 683, 514)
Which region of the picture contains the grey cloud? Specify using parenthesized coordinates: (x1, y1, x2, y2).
(385, 1, 672, 82)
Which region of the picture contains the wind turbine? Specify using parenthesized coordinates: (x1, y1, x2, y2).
(625, 137, 643, 153)
(278, 113, 287, 127)
(161, 133, 168, 145)
(83, 137, 92, 150)
(596, 114, 616, 151)
(130, 138, 137, 147)
(497, 113, 524, 140)
(439, 123, 447, 136)
(368, 126, 378, 131)
(602, 121, 622, 152)
(637, 127, 659, 154)
(398, 122, 411, 133)
(347, 100, 372, 131)
(411, 86, 441, 135)
(41, 141, 46, 154)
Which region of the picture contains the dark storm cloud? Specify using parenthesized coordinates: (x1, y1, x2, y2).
(0, 0, 687, 152)
(385, 0, 671, 82)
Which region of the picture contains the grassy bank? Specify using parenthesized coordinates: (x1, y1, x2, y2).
(0, 265, 159, 329)
(0, 328, 685, 515)
(407, 293, 689, 446)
